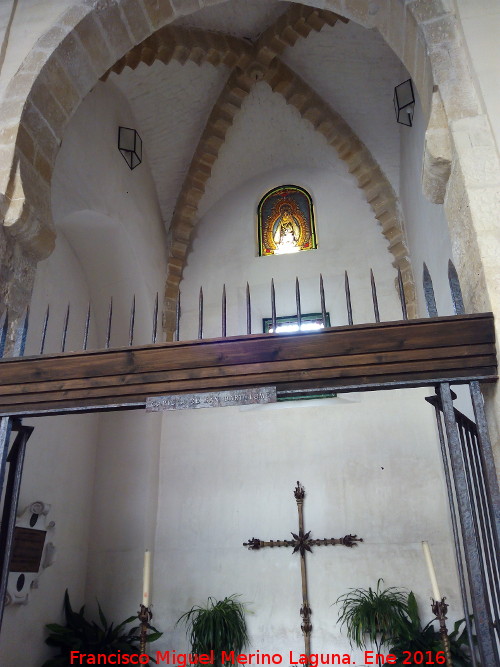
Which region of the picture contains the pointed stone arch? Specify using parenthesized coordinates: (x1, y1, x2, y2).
(161, 55, 415, 338)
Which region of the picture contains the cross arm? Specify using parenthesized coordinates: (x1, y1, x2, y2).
(243, 537, 294, 549)
(308, 535, 363, 548)
(243, 534, 362, 550)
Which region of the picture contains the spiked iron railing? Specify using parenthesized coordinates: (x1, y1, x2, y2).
(0, 261, 498, 665)
(0, 268, 413, 356)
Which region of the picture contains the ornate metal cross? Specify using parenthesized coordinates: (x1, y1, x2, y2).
(243, 481, 362, 656)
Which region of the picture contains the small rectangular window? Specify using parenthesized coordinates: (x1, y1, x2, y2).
(263, 312, 334, 400)
(262, 312, 330, 334)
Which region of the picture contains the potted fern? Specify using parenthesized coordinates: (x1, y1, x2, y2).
(43, 590, 162, 666)
(177, 595, 249, 666)
(335, 579, 410, 666)
(388, 592, 476, 666)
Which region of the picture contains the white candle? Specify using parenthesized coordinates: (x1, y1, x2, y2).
(142, 549, 151, 606)
(422, 541, 441, 600)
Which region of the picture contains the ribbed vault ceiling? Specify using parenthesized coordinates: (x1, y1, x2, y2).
(107, 0, 402, 233)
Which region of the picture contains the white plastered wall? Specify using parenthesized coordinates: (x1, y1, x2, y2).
(0, 76, 167, 666)
(0, 232, 100, 667)
(183, 81, 403, 339)
(153, 120, 461, 664)
(0, 0, 495, 662)
(399, 85, 476, 418)
(156, 390, 456, 665)
(50, 82, 168, 626)
(399, 89, 453, 318)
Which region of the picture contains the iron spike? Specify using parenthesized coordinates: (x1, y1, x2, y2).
(370, 269, 380, 323)
(83, 303, 91, 351)
(61, 303, 70, 353)
(106, 297, 113, 349)
(319, 274, 327, 327)
(422, 263, 438, 317)
(0, 308, 9, 359)
(246, 282, 251, 335)
(153, 292, 159, 344)
(198, 287, 203, 340)
(271, 278, 276, 333)
(344, 271, 353, 326)
(222, 284, 227, 338)
(448, 259, 465, 315)
(40, 305, 50, 355)
(13, 306, 30, 358)
(174, 291, 180, 343)
(128, 295, 136, 346)
(397, 267, 408, 320)
(296, 277, 302, 328)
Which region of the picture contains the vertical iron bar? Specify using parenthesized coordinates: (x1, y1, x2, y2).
(464, 423, 500, 627)
(106, 298, 113, 349)
(0, 423, 33, 634)
(469, 381, 500, 599)
(423, 263, 438, 317)
(13, 307, 29, 358)
(246, 283, 251, 335)
(430, 400, 477, 667)
(296, 277, 302, 329)
(0, 418, 12, 523)
(271, 279, 276, 333)
(438, 382, 499, 664)
(128, 295, 136, 346)
(0, 417, 11, 637)
(153, 292, 159, 344)
(397, 267, 408, 320)
(83, 303, 90, 351)
(456, 421, 488, 595)
(344, 271, 353, 325)
(222, 285, 226, 338)
(370, 269, 380, 323)
(470, 425, 500, 595)
(40, 305, 50, 355)
(447, 259, 500, 579)
(198, 287, 203, 340)
(0, 307, 31, 632)
(174, 292, 180, 343)
(61, 304, 70, 353)
(319, 274, 327, 328)
(0, 309, 8, 359)
(448, 260, 465, 314)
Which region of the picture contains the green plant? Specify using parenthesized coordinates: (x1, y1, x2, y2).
(177, 595, 249, 666)
(335, 579, 410, 665)
(388, 592, 477, 666)
(42, 590, 162, 666)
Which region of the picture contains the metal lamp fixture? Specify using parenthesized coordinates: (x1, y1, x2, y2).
(393, 79, 415, 126)
(118, 126, 142, 169)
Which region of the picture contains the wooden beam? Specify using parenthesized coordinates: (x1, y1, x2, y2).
(0, 313, 495, 416)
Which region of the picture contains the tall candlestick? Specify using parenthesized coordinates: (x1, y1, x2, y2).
(422, 541, 441, 600)
(142, 549, 151, 606)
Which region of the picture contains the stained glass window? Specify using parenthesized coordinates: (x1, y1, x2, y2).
(258, 185, 317, 256)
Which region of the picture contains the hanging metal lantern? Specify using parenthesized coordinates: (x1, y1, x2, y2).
(393, 79, 415, 126)
(118, 126, 142, 170)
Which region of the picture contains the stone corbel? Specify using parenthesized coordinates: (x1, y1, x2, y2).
(422, 86, 452, 204)
(1, 153, 56, 262)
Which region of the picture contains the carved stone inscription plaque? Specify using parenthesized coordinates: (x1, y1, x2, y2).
(9, 527, 46, 572)
(146, 387, 277, 411)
